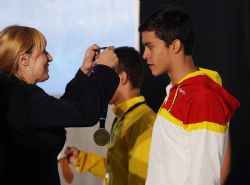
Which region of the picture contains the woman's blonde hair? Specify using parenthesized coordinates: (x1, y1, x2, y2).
(0, 25, 46, 74)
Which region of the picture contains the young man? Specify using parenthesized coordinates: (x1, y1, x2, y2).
(64, 47, 156, 185)
(139, 5, 240, 185)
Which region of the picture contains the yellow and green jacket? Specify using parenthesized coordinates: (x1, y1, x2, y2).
(74, 96, 156, 185)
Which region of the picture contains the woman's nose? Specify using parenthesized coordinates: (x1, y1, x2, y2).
(47, 53, 53, 62)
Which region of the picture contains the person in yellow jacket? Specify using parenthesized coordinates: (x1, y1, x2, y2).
(65, 46, 156, 185)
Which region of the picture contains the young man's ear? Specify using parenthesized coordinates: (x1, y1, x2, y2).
(119, 71, 128, 85)
(170, 39, 182, 54)
(17, 53, 30, 66)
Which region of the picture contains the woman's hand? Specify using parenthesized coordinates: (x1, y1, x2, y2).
(81, 45, 118, 76)
(96, 46, 118, 69)
(80, 44, 100, 76)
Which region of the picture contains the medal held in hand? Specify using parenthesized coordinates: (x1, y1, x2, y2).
(94, 106, 110, 146)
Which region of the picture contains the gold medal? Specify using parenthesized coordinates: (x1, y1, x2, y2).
(93, 128, 110, 146)
(94, 106, 109, 146)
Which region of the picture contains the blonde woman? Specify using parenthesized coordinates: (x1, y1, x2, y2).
(0, 25, 119, 185)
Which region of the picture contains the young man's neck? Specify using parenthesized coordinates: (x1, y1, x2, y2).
(114, 88, 139, 106)
(168, 55, 197, 85)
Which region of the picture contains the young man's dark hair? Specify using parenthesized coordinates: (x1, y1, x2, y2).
(139, 5, 196, 55)
(114, 47, 144, 88)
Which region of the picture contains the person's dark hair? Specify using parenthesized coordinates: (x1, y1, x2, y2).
(114, 47, 144, 89)
(139, 5, 196, 55)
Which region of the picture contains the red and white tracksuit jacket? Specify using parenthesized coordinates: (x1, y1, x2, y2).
(146, 68, 240, 185)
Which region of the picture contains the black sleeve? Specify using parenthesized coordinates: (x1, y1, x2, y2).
(26, 65, 119, 128)
(60, 69, 91, 102)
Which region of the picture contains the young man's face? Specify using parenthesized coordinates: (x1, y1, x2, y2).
(141, 31, 171, 76)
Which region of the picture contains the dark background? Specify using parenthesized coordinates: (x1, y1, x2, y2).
(139, 0, 250, 184)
